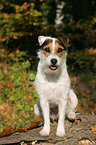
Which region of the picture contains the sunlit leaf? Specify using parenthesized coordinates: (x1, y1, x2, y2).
(29, 73, 36, 81)
(91, 125, 96, 134)
(22, 60, 31, 69)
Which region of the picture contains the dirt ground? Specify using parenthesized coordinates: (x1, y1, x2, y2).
(0, 113, 96, 145)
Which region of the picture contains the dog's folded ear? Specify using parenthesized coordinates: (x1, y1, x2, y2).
(57, 37, 69, 48)
(38, 36, 51, 46)
(38, 36, 46, 46)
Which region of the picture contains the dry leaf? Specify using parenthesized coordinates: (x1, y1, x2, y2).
(0, 120, 42, 138)
(0, 127, 12, 138)
(91, 125, 96, 134)
(78, 139, 92, 145)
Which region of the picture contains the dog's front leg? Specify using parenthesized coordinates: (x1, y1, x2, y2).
(56, 98, 67, 137)
(39, 98, 50, 136)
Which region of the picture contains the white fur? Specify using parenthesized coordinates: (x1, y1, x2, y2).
(34, 36, 78, 137)
(38, 36, 52, 46)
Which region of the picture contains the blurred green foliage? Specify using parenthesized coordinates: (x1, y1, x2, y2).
(0, 0, 42, 42)
(0, 0, 96, 48)
(0, 48, 37, 131)
(67, 48, 96, 74)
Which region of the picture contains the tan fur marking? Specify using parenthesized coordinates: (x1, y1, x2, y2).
(41, 39, 65, 58)
(41, 42, 53, 57)
(54, 41, 65, 58)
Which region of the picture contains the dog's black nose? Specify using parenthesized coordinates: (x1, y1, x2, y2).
(51, 59, 57, 65)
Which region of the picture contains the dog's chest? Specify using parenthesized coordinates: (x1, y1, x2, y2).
(35, 72, 70, 104)
(48, 83, 64, 104)
(42, 80, 64, 104)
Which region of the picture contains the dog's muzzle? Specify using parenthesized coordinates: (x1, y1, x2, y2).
(49, 59, 58, 71)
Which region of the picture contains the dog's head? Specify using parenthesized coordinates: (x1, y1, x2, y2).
(38, 36, 69, 74)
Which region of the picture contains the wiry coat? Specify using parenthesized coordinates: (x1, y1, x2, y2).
(34, 36, 78, 137)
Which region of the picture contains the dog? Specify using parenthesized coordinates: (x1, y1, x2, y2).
(34, 36, 78, 137)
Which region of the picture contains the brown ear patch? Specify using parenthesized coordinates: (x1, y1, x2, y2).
(57, 37, 69, 48)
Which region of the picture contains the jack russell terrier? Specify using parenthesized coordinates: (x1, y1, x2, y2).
(34, 36, 78, 137)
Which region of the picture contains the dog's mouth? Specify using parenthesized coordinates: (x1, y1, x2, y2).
(49, 65, 57, 71)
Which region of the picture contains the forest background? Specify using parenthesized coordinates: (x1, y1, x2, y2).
(0, 0, 96, 132)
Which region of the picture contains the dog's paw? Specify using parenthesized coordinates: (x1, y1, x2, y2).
(56, 128, 65, 137)
(68, 112, 76, 121)
(40, 128, 50, 136)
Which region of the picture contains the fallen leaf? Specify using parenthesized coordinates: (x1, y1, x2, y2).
(0, 119, 42, 138)
(0, 127, 12, 138)
(78, 139, 92, 145)
(91, 125, 96, 134)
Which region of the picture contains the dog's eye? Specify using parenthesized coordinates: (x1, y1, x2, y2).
(57, 48, 64, 53)
(44, 47, 50, 53)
